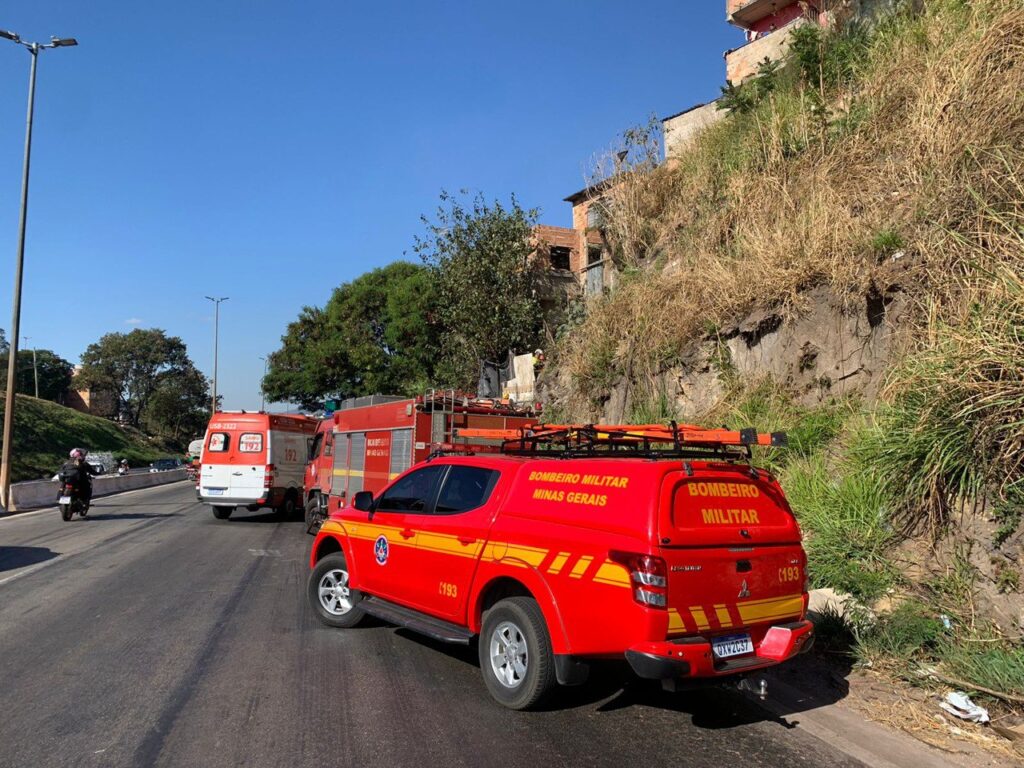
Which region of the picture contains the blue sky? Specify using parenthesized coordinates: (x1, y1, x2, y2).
(0, 1, 739, 412)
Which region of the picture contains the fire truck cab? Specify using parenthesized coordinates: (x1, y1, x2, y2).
(307, 423, 813, 709)
(302, 392, 538, 529)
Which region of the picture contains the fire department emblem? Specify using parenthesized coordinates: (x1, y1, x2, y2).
(374, 535, 389, 566)
(738, 580, 750, 599)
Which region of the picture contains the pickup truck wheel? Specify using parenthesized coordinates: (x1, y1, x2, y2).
(480, 597, 556, 710)
(308, 553, 364, 628)
(212, 505, 233, 520)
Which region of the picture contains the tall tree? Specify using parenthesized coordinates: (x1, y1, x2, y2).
(414, 191, 544, 388)
(5, 349, 74, 402)
(77, 329, 207, 428)
(263, 262, 439, 409)
(143, 364, 211, 441)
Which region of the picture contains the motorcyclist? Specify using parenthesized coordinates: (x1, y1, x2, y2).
(117, 459, 129, 476)
(59, 448, 99, 507)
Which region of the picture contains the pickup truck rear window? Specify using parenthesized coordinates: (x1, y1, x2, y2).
(435, 466, 499, 514)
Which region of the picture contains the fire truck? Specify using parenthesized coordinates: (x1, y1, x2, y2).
(303, 391, 539, 528)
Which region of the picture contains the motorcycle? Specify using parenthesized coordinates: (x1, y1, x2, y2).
(58, 473, 89, 521)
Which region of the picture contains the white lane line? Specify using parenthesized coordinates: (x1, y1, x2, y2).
(0, 556, 64, 587)
(0, 481, 192, 523)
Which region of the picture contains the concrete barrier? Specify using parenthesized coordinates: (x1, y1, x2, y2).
(9, 469, 189, 512)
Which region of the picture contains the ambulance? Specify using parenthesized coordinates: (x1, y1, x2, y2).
(198, 412, 318, 520)
(306, 422, 813, 709)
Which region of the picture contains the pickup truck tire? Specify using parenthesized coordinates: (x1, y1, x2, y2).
(212, 505, 233, 520)
(308, 553, 365, 628)
(480, 597, 556, 710)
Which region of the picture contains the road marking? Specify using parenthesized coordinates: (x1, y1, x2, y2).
(0, 556, 63, 587)
(248, 549, 281, 557)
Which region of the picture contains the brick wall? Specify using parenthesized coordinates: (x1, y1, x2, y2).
(725, 17, 806, 84)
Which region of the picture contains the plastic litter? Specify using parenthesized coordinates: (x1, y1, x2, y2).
(939, 614, 952, 630)
(939, 692, 990, 724)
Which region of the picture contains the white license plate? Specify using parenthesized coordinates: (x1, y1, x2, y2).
(206, 488, 225, 496)
(58, 496, 72, 505)
(712, 633, 754, 659)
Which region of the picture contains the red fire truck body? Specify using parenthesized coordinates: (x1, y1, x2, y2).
(303, 394, 538, 526)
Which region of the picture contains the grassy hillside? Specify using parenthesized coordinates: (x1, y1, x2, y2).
(0, 393, 173, 482)
(549, 0, 1024, 705)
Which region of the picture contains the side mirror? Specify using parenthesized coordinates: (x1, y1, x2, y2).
(352, 491, 374, 512)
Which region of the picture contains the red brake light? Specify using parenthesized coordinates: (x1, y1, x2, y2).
(264, 464, 275, 488)
(610, 551, 668, 609)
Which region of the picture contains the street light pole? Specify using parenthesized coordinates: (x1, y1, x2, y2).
(23, 336, 37, 398)
(205, 296, 228, 415)
(259, 356, 268, 412)
(0, 32, 77, 510)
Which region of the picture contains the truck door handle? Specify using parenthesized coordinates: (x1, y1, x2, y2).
(399, 528, 415, 540)
(457, 536, 476, 546)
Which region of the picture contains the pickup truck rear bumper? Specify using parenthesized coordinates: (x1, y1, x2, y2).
(625, 620, 814, 680)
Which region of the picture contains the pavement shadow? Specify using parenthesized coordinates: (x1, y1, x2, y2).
(0, 545, 59, 573)
(390, 618, 854, 725)
(224, 511, 304, 525)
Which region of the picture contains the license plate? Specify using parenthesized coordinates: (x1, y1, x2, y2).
(58, 496, 72, 505)
(712, 633, 754, 659)
(206, 488, 225, 496)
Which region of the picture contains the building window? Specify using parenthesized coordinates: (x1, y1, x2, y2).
(586, 202, 606, 229)
(549, 246, 571, 271)
(587, 245, 603, 266)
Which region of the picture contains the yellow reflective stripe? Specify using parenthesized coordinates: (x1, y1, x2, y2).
(668, 609, 687, 632)
(332, 468, 364, 477)
(569, 555, 593, 578)
(502, 544, 548, 568)
(689, 606, 710, 630)
(593, 561, 630, 588)
(548, 552, 571, 575)
(714, 604, 732, 628)
(416, 530, 483, 559)
(737, 594, 803, 624)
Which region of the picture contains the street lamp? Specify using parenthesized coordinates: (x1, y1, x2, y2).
(22, 336, 37, 398)
(205, 296, 228, 415)
(259, 356, 268, 412)
(0, 30, 77, 510)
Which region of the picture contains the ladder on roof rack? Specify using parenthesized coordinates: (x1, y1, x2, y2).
(452, 422, 787, 461)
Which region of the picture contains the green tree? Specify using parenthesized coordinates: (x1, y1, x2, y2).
(11, 349, 74, 402)
(143, 364, 211, 441)
(77, 329, 208, 429)
(414, 191, 544, 388)
(263, 262, 438, 409)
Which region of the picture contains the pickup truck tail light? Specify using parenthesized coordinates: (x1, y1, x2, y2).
(264, 464, 275, 489)
(610, 551, 668, 608)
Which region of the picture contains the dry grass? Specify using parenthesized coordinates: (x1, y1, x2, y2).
(555, 0, 1024, 418)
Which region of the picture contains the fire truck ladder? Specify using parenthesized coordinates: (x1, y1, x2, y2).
(453, 422, 787, 465)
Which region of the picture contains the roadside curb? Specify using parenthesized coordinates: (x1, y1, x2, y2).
(748, 674, 972, 768)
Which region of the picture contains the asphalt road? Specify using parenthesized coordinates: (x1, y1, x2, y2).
(0, 483, 866, 768)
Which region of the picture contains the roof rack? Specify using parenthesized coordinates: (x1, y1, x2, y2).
(453, 422, 787, 462)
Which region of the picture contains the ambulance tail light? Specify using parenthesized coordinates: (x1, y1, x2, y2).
(610, 551, 668, 609)
(264, 464, 275, 489)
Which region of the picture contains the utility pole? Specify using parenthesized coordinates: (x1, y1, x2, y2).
(23, 336, 37, 398)
(259, 356, 268, 412)
(205, 296, 228, 415)
(0, 31, 77, 510)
